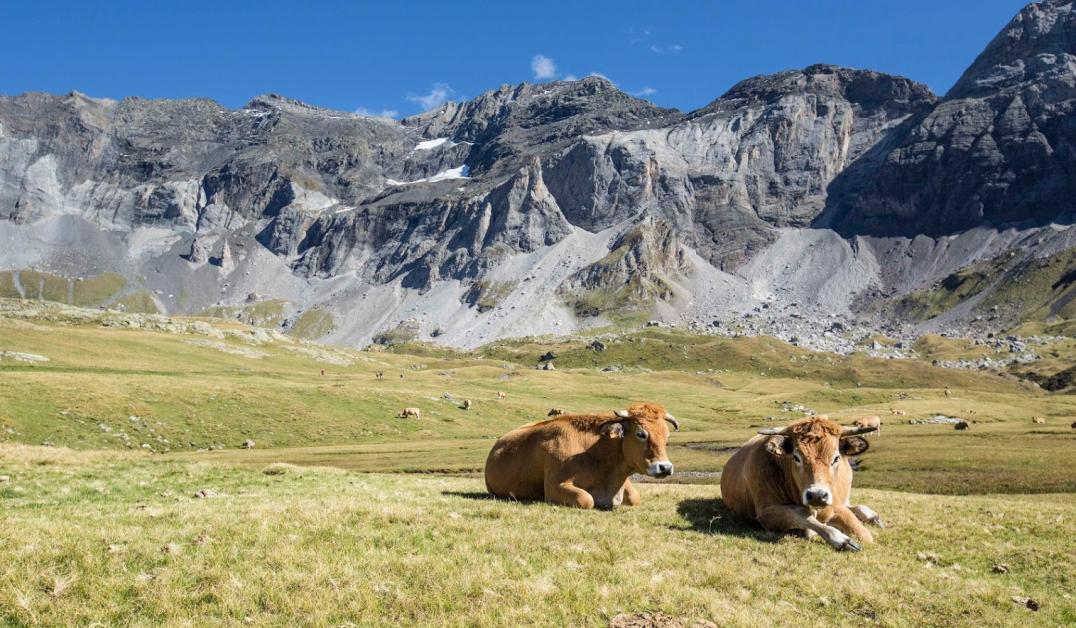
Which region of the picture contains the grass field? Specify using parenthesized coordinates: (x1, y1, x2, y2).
(1, 445, 1073, 626)
(1, 300, 1074, 624)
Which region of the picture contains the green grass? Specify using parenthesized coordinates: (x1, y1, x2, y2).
(981, 248, 1076, 321)
(114, 290, 160, 314)
(2, 305, 1075, 496)
(1, 445, 1073, 626)
(287, 307, 335, 339)
(1, 303, 1075, 623)
(198, 300, 288, 328)
(887, 255, 1010, 321)
(0, 270, 127, 306)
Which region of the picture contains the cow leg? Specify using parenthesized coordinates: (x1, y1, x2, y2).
(850, 503, 886, 528)
(825, 506, 875, 544)
(621, 479, 641, 507)
(544, 478, 595, 509)
(756, 505, 863, 552)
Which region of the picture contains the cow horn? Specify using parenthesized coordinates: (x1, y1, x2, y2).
(757, 427, 786, 435)
(664, 414, 680, 431)
(842, 424, 878, 436)
(614, 409, 630, 418)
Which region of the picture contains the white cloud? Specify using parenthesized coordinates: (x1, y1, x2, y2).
(588, 72, 617, 86)
(406, 83, 454, 111)
(354, 107, 399, 119)
(648, 43, 684, 54)
(531, 54, 557, 80)
(634, 87, 657, 97)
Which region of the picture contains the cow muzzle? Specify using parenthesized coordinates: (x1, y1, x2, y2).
(802, 485, 833, 507)
(647, 461, 674, 478)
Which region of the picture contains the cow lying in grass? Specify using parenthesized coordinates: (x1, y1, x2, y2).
(484, 402, 679, 509)
(720, 417, 882, 552)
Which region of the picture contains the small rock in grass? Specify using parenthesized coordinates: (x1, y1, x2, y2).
(161, 542, 182, 555)
(193, 489, 218, 499)
(0, 475, 9, 483)
(241, 439, 255, 449)
(992, 563, 1010, 574)
(1011, 596, 1040, 611)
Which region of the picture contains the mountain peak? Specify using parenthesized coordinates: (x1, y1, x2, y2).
(948, 0, 1076, 98)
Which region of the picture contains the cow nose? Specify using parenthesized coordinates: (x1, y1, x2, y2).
(804, 487, 832, 506)
(648, 461, 674, 477)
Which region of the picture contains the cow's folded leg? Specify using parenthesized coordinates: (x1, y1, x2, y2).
(757, 505, 862, 552)
(850, 504, 886, 528)
(621, 479, 641, 506)
(826, 506, 874, 544)
(544, 479, 595, 509)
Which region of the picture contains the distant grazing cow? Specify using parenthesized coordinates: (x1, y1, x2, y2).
(485, 402, 679, 509)
(853, 415, 882, 436)
(1071, 421, 1076, 429)
(889, 408, 906, 416)
(720, 417, 881, 552)
(1032, 417, 1046, 425)
(944, 388, 953, 398)
(397, 407, 421, 419)
(497, 391, 506, 399)
(954, 420, 970, 430)
(547, 408, 565, 416)
(460, 399, 472, 410)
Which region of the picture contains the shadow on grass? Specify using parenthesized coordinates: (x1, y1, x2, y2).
(441, 491, 496, 501)
(674, 498, 780, 542)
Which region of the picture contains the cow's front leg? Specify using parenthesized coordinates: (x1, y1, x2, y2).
(757, 504, 862, 552)
(850, 503, 886, 528)
(621, 479, 641, 507)
(544, 478, 595, 509)
(825, 506, 874, 544)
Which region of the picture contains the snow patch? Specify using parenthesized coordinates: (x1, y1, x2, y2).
(386, 165, 471, 186)
(414, 138, 451, 151)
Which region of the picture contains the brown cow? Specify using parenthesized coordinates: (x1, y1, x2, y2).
(720, 417, 881, 552)
(1032, 416, 1046, 425)
(397, 407, 421, 419)
(484, 402, 679, 509)
(853, 415, 882, 436)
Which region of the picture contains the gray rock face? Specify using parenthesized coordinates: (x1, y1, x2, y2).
(1, 1, 1074, 347)
(544, 65, 935, 268)
(824, 0, 1076, 237)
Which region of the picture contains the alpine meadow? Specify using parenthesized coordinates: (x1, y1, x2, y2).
(2, 1, 1076, 626)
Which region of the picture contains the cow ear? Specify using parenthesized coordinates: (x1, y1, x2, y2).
(765, 435, 791, 456)
(840, 436, 870, 456)
(600, 421, 624, 439)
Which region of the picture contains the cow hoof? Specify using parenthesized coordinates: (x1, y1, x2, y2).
(870, 517, 886, 529)
(839, 539, 862, 552)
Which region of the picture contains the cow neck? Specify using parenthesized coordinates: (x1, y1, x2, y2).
(585, 431, 631, 478)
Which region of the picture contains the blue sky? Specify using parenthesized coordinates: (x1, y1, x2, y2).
(1, 0, 1030, 116)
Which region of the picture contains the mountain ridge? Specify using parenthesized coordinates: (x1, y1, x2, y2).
(1, 0, 1075, 350)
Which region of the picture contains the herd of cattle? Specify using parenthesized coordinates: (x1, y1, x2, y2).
(389, 398, 1076, 551)
(480, 401, 882, 552)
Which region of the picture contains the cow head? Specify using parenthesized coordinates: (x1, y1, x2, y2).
(758, 417, 874, 508)
(601, 402, 679, 478)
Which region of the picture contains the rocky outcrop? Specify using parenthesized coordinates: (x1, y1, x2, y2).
(544, 65, 936, 268)
(560, 219, 689, 317)
(824, 0, 1076, 237)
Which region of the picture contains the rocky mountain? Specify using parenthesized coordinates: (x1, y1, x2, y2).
(1, 0, 1075, 350)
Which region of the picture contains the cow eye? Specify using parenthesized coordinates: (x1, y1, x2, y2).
(792, 452, 802, 464)
(636, 429, 648, 440)
(832, 455, 840, 466)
